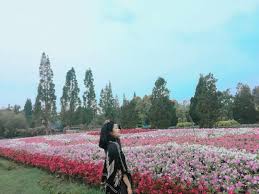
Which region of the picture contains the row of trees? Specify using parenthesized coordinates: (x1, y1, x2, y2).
(19, 53, 259, 130)
(189, 73, 259, 128)
(20, 53, 177, 131)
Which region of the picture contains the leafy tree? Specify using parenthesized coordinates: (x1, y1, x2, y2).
(217, 89, 234, 120)
(233, 83, 256, 124)
(175, 100, 190, 123)
(0, 110, 28, 138)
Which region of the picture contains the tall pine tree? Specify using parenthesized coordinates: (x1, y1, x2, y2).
(60, 67, 81, 126)
(99, 82, 117, 121)
(82, 68, 97, 125)
(34, 52, 57, 134)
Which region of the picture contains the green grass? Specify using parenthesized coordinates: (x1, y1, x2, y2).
(0, 157, 104, 194)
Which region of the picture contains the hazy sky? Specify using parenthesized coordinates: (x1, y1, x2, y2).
(0, 0, 259, 109)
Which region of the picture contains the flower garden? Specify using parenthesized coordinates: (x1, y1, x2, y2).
(0, 128, 258, 194)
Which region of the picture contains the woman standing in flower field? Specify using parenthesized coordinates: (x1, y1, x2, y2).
(99, 120, 134, 194)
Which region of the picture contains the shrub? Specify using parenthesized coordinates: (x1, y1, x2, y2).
(15, 126, 46, 137)
(0, 110, 28, 138)
(176, 122, 193, 128)
(214, 120, 240, 128)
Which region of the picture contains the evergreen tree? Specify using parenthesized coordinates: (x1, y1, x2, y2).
(139, 95, 152, 126)
(252, 86, 259, 122)
(99, 82, 117, 121)
(189, 75, 205, 125)
(24, 98, 33, 126)
(170, 100, 178, 126)
(233, 83, 256, 124)
(120, 95, 129, 127)
(34, 52, 57, 134)
(60, 67, 81, 126)
(32, 95, 42, 127)
(120, 94, 139, 128)
(149, 77, 176, 128)
(133, 95, 145, 127)
(252, 86, 259, 110)
(114, 95, 121, 122)
(82, 69, 97, 125)
(189, 73, 220, 128)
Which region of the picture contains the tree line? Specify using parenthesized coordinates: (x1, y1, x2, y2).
(11, 53, 259, 131)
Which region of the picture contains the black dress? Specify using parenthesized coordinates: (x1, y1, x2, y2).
(101, 139, 133, 194)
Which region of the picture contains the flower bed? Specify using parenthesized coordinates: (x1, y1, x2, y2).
(0, 128, 258, 194)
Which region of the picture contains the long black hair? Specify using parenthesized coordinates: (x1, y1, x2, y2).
(98, 120, 122, 152)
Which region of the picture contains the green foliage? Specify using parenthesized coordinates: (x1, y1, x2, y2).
(87, 114, 106, 129)
(15, 126, 46, 137)
(214, 120, 240, 128)
(252, 86, 259, 111)
(32, 95, 42, 127)
(175, 101, 190, 123)
(170, 102, 178, 126)
(120, 94, 140, 128)
(24, 98, 33, 126)
(176, 122, 193, 128)
(233, 83, 256, 124)
(82, 68, 97, 125)
(0, 110, 28, 138)
(7, 52, 259, 130)
(135, 95, 152, 126)
(252, 86, 259, 123)
(99, 82, 119, 121)
(13, 105, 21, 114)
(189, 73, 220, 128)
(217, 89, 234, 121)
(34, 52, 57, 130)
(60, 67, 81, 126)
(189, 76, 204, 125)
(149, 77, 177, 128)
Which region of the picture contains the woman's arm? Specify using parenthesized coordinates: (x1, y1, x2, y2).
(122, 174, 131, 189)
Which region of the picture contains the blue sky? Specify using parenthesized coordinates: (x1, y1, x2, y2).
(0, 0, 259, 109)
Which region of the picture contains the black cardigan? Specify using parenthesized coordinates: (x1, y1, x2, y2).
(101, 140, 133, 194)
